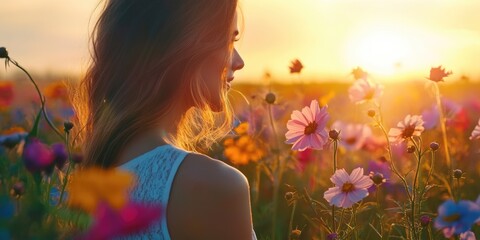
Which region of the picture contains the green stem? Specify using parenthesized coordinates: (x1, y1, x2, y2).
(376, 118, 412, 202)
(288, 199, 297, 239)
(332, 140, 338, 232)
(267, 103, 282, 240)
(8, 58, 63, 139)
(433, 83, 453, 198)
(58, 131, 73, 205)
(410, 138, 423, 240)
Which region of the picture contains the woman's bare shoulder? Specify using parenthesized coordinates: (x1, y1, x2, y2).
(168, 152, 253, 239)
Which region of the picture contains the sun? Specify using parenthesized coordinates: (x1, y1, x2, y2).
(344, 29, 412, 77)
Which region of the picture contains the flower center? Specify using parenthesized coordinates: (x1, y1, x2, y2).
(402, 125, 416, 138)
(364, 89, 376, 100)
(443, 213, 461, 223)
(341, 182, 355, 193)
(304, 122, 318, 135)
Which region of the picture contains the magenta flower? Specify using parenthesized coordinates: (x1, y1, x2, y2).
(324, 168, 373, 208)
(78, 202, 163, 240)
(470, 118, 480, 140)
(51, 143, 68, 169)
(331, 121, 372, 151)
(348, 79, 383, 104)
(388, 115, 424, 143)
(285, 100, 329, 151)
(460, 231, 476, 240)
(22, 138, 55, 173)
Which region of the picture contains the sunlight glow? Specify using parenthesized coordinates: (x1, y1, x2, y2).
(344, 29, 412, 77)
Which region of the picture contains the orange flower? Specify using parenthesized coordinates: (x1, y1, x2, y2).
(428, 66, 452, 82)
(234, 122, 249, 135)
(1, 126, 26, 135)
(351, 67, 368, 80)
(44, 81, 69, 102)
(67, 167, 135, 213)
(0, 82, 14, 109)
(224, 134, 264, 165)
(289, 59, 304, 74)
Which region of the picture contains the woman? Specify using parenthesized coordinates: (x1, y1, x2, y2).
(76, 0, 255, 239)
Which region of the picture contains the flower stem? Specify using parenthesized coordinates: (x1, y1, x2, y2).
(58, 131, 73, 205)
(8, 58, 63, 139)
(410, 138, 423, 240)
(332, 140, 338, 232)
(267, 103, 282, 240)
(288, 199, 297, 239)
(433, 83, 453, 198)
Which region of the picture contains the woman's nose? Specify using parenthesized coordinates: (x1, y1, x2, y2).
(232, 48, 244, 71)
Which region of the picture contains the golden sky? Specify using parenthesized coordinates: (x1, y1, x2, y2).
(1, 0, 480, 83)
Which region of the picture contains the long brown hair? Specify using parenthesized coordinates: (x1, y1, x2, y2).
(74, 0, 238, 167)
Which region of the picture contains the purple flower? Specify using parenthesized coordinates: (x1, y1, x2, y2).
(434, 200, 480, 238)
(460, 231, 476, 240)
(324, 168, 373, 208)
(51, 143, 68, 169)
(22, 138, 55, 173)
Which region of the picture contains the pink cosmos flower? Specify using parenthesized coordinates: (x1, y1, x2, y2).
(348, 79, 384, 104)
(324, 168, 373, 208)
(285, 100, 329, 151)
(460, 231, 476, 240)
(470, 118, 480, 140)
(331, 121, 372, 151)
(388, 115, 425, 143)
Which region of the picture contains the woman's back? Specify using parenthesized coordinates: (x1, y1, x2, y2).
(119, 144, 257, 239)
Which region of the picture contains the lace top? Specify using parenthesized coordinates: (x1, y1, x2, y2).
(118, 144, 257, 240)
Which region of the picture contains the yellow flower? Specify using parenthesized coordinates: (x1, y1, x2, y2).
(224, 135, 264, 165)
(67, 167, 135, 213)
(234, 122, 249, 135)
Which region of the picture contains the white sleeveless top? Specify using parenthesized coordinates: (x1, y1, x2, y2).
(119, 144, 257, 239)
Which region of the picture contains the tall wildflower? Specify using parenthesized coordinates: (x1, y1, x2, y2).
(285, 100, 329, 151)
(348, 79, 383, 104)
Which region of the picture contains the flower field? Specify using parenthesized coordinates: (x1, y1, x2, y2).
(1, 49, 480, 239)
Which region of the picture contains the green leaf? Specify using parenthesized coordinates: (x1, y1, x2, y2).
(28, 109, 43, 138)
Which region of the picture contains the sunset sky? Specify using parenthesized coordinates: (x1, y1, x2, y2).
(1, 0, 480, 83)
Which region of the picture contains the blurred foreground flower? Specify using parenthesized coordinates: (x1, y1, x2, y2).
(67, 168, 135, 213)
(470, 118, 480, 140)
(331, 121, 372, 151)
(0, 82, 14, 109)
(0, 127, 27, 149)
(428, 65, 452, 82)
(223, 135, 264, 165)
(388, 115, 424, 143)
(434, 200, 480, 238)
(289, 59, 303, 74)
(78, 202, 162, 240)
(460, 231, 476, 240)
(348, 79, 383, 104)
(324, 167, 373, 208)
(285, 100, 329, 151)
(22, 138, 55, 173)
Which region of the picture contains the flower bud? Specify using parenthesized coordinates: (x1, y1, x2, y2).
(429, 142, 439, 151)
(285, 192, 294, 201)
(453, 169, 463, 179)
(407, 145, 415, 153)
(369, 172, 386, 185)
(11, 182, 25, 197)
(0, 47, 8, 59)
(420, 215, 431, 227)
(265, 92, 276, 104)
(290, 229, 301, 239)
(367, 109, 376, 117)
(64, 121, 74, 132)
(51, 143, 68, 169)
(329, 129, 339, 140)
(327, 233, 338, 240)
